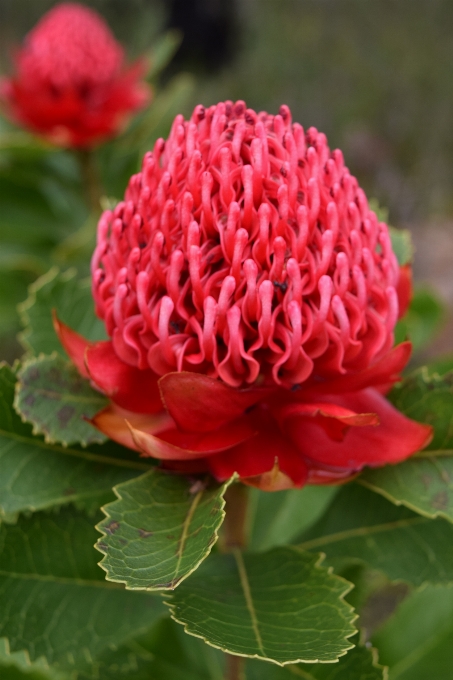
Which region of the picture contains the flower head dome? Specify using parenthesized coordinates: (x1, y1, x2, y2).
(56, 102, 432, 491)
(0, 3, 149, 147)
(92, 101, 399, 388)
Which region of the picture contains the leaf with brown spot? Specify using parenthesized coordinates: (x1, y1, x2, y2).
(15, 353, 107, 447)
(96, 469, 234, 590)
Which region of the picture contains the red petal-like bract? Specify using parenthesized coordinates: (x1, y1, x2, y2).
(0, 3, 149, 148)
(59, 101, 431, 489)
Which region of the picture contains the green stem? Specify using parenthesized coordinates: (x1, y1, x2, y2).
(222, 483, 249, 680)
(77, 148, 103, 213)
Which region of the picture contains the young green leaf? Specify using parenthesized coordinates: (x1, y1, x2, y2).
(0, 508, 166, 675)
(297, 484, 453, 586)
(96, 470, 234, 590)
(167, 547, 356, 665)
(18, 267, 106, 358)
(15, 353, 107, 446)
(0, 363, 149, 517)
(394, 287, 444, 351)
(388, 227, 413, 266)
(373, 585, 453, 680)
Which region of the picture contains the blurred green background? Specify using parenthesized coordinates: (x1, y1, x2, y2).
(1, 0, 452, 359)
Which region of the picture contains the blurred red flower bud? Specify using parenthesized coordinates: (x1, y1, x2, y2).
(0, 2, 149, 148)
(56, 101, 432, 490)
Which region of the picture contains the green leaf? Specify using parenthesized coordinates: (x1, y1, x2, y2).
(18, 268, 106, 358)
(245, 636, 387, 679)
(426, 354, 453, 377)
(395, 287, 444, 351)
(167, 547, 356, 665)
(121, 73, 195, 153)
(297, 484, 453, 586)
(0, 507, 166, 675)
(359, 455, 453, 522)
(372, 585, 453, 680)
(388, 227, 413, 266)
(15, 353, 107, 446)
(248, 486, 338, 552)
(389, 368, 453, 451)
(0, 363, 149, 517)
(78, 617, 225, 680)
(146, 30, 183, 79)
(0, 638, 64, 680)
(96, 470, 234, 590)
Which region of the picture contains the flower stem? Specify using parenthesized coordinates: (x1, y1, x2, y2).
(77, 148, 103, 213)
(222, 483, 249, 680)
(226, 653, 246, 680)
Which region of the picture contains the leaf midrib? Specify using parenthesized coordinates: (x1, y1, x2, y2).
(0, 427, 151, 471)
(298, 516, 427, 550)
(19, 386, 106, 406)
(233, 549, 265, 656)
(0, 569, 124, 589)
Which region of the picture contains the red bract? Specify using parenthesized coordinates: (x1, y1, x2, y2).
(56, 101, 432, 490)
(0, 3, 149, 148)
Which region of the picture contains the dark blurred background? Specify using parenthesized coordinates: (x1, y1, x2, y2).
(1, 0, 452, 355)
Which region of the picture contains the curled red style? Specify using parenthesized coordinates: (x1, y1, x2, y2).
(0, 3, 149, 148)
(55, 101, 432, 490)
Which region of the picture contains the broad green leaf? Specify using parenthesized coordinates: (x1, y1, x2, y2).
(0, 638, 64, 680)
(389, 368, 453, 451)
(18, 268, 106, 358)
(360, 455, 453, 522)
(78, 617, 225, 680)
(96, 470, 234, 590)
(167, 547, 356, 664)
(297, 484, 453, 586)
(248, 486, 338, 552)
(245, 636, 386, 679)
(15, 353, 107, 446)
(395, 287, 444, 351)
(373, 585, 453, 680)
(0, 507, 166, 675)
(0, 363, 149, 517)
(388, 227, 413, 266)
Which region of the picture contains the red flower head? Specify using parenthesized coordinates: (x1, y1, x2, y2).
(0, 3, 149, 148)
(55, 101, 432, 490)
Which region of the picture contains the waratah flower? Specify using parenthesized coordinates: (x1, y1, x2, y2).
(0, 3, 149, 148)
(55, 101, 432, 490)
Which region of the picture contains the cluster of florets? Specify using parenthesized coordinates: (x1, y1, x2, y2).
(0, 3, 148, 147)
(92, 100, 399, 388)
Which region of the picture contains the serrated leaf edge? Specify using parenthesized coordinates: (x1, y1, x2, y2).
(17, 266, 75, 356)
(0, 636, 53, 674)
(13, 351, 106, 447)
(95, 471, 236, 591)
(164, 546, 358, 667)
(358, 468, 453, 523)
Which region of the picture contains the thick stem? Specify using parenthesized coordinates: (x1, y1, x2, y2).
(226, 653, 246, 680)
(77, 148, 103, 213)
(222, 483, 249, 680)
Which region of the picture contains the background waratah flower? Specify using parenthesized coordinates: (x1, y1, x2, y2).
(55, 100, 432, 490)
(0, 2, 149, 148)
